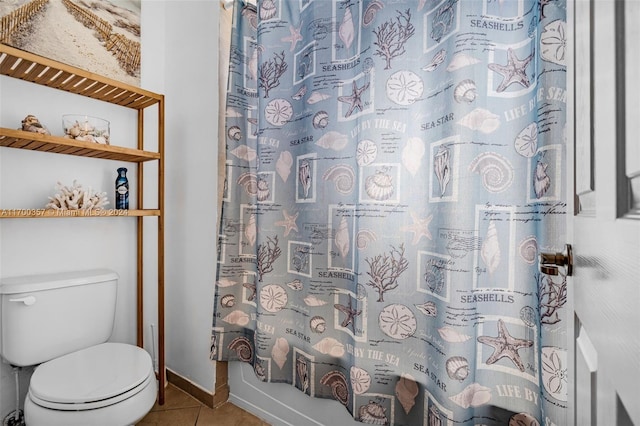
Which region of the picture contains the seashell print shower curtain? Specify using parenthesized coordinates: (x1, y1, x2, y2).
(212, 0, 567, 424)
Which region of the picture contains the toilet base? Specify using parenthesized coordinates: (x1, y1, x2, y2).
(24, 375, 157, 426)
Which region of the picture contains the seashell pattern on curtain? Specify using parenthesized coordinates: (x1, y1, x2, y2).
(212, 0, 567, 425)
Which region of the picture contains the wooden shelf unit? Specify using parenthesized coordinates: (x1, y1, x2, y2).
(0, 43, 166, 404)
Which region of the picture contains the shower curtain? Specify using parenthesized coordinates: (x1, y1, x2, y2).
(212, 1, 567, 425)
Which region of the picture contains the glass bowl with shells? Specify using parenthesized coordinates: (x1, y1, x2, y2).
(62, 115, 110, 145)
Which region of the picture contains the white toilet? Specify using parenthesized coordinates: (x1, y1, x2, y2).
(0, 269, 157, 426)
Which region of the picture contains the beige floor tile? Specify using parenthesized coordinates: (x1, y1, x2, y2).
(149, 385, 202, 412)
(137, 407, 200, 426)
(137, 383, 270, 426)
(196, 403, 267, 426)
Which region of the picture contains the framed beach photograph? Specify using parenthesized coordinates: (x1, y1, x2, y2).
(0, 0, 141, 86)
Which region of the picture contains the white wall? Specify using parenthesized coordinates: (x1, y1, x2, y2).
(155, 0, 218, 393)
(0, 0, 218, 419)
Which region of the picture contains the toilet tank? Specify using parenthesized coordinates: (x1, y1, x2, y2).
(0, 269, 119, 367)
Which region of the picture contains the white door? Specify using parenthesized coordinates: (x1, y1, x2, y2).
(568, 0, 640, 425)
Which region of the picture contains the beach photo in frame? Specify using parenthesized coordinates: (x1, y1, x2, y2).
(0, 0, 141, 86)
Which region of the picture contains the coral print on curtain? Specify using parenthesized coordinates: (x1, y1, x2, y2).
(212, 0, 567, 425)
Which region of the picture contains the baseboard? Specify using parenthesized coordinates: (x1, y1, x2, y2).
(166, 368, 216, 409)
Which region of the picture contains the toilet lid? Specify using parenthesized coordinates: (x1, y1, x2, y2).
(29, 342, 154, 408)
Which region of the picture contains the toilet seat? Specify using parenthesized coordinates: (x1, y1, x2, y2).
(29, 342, 154, 411)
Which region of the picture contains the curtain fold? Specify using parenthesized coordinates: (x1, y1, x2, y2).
(212, 1, 567, 425)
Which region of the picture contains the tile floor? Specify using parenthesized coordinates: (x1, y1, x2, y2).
(137, 384, 270, 426)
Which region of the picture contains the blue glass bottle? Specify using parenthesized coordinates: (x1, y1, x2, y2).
(115, 167, 129, 209)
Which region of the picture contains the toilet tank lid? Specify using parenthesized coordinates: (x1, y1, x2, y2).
(0, 269, 118, 294)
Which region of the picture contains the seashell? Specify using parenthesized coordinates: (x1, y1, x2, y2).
(428, 404, 442, 426)
(259, 0, 276, 20)
(228, 336, 253, 362)
(356, 140, 378, 167)
(230, 144, 257, 162)
(424, 263, 445, 294)
(350, 366, 371, 394)
(447, 53, 481, 72)
(423, 49, 446, 72)
(287, 279, 303, 290)
(386, 70, 424, 105)
(365, 171, 394, 201)
(265, 98, 293, 127)
(226, 108, 242, 118)
(468, 152, 514, 193)
(220, 294, 235, 308)
(310, 316, 327, 333)
(434, 145, 451, 196)
(402, 137, 425, 176)
(515, 122, 538, 157)
(438, 327, 471, 343)
(415, 301, 437, 317)
(304, 295, 327, 306)
(356, 229, 377, 250)
(307, 91, 331, 104)
(217, 278, 237, 287)
(519, 236, 538, 264)
(541, 347, 568, 402)
(292, 85, 307, 100)
(509, 412, 541, 426)
(256, 178, 270, 202)
(259, 284, 288, 313)
(458, 108, 501, 134)
(356, 284, 368, 300)
(241, 5, 258, 29)
(540, 19, 566, 66)
(481, 221, 501, 274)
(379, 304, 417, 340)
(227, 126, 242, 141)
(245, 213, 257, 247)
(222, 310, 250, 326)
(299, 160, 312, 198)
(313, 338, 345, 357)
(430, 1, 455, 43)
(323, 164, 355, 194)
(363, 0, 384, 27)
(454, 79, 477, 103)
(237, 172, 258, 196)
(449, 383, 492, 408)
(312, 111, 329, 129)
(358, 401, 387, 424)
(320, 371, 349, 405)
(296, 356, 309, 393)
(271, 337, 289, 369)
(446, 356, 470, 382)
(316, 131, 348, 151)
(334, 216, 351, 259)
(338, 7, 355, 49)
(534, 160, 551, 198)
(395, 375, 419, 414)
(254, 362, 266, 380)
(276, 151, 293, 182)
(21, 114, 50, 135)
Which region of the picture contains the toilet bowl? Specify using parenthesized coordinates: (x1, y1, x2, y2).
(0, 269, 158, 426)
(25, 343, 157, 426)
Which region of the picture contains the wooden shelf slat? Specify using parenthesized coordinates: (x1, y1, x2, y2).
(0, 209, 160, 218)
(0, 44, 162, 110)
(0, 128, 160, 162)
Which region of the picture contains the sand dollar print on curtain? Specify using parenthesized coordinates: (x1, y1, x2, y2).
(212, 0, 568, 425)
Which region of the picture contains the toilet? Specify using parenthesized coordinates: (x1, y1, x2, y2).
(0, 269, 157, 426)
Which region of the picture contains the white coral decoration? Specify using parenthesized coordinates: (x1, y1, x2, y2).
(45, 180, 109, 210)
